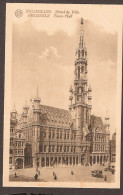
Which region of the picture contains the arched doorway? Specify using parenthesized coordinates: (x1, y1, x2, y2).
(62, 157, 65, 165)
(97, 156, 99, 164)
(70, 157, 72, 165)
(76, 157, 78, 165)
(50, 157, 54, 167)
(46, 157, 49, 167)
(66, 157, 68, 165)
(93, 156, 96, 164)
(90, 156, 92, 165)
(81, 155, 84, 165)
(73, 157, 75, 165)
(55, 157, 57, 165)
(100, 156, 102, 164)
(24, 143, 33, 168)
(16, 158, 23, 169)
(58, 157, 61, 164)
(41, 157, 45, 167)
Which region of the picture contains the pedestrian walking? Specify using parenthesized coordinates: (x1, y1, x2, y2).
(53, 171, 55, 176)
(54, 174, 57, 180)
(15, 172, 17, 178)
(38, 170, 40, 175)
(71, 170, 74, 175)
(34, 173, 38, 180)
(104, 175, 107, 181)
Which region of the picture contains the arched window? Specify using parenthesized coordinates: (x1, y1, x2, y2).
(78, 66, 80, 79)
(10, 138, 13, 146)
(60, 131, 62, 139)
(9, 149, 13, 154)
(39, 145, 43, 152)
(81, 66, 84, 73)
(10, 127, 14, 133)
(60, 146, 62, 152)
(82, 50, 84, 57)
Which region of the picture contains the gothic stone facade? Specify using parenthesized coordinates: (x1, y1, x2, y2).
(110, 132, 116, 163)
(9, 18, 110, 169)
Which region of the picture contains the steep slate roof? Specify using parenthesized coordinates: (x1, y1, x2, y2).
(40, 105, 73, 128)
(90, 115, 105, 132)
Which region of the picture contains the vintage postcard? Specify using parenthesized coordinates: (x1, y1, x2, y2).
(3, 3, 122, 188)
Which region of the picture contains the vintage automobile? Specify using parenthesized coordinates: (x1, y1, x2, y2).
(108, 164, 115, 174)
(96, 172, 103, 178)
(91, 170, 103, 178)
(110, 166, 115, 174)
(85, 163, 89, 166)
(91, 170, 98, 174)
(104, 168, 109, 171)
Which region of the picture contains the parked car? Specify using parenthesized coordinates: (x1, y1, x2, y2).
(91, 170, 103, 178)
(91, 170, 98, 174)
(85, 163, 89, 166)
(109, 165, 115, 174)
(96, 172, 103, 178)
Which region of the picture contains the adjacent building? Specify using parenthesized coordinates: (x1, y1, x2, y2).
(110, 132, 116, 163)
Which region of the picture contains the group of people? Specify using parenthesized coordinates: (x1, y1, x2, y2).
(34, 169, 74, 181)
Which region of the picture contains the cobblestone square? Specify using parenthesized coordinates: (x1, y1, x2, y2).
(9, 164, 115, 183)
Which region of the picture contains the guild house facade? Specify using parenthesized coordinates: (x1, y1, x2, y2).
(9, 18, 111, 169)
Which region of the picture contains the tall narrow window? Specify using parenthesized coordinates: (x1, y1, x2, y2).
(49, 146, 51, 152)
(44, 146, 46, 152)
(49, 130, 51, 138)
(78, 66, 80, 79)
(82, 50, 84, 57)
(60, 131, 62, 139)
(81, 66, 84, 73)
(64, 132, 66, 139)
(64, 146, 66, 152)
(78, 50, 80, 59)
(57, 131, 59, 139)
(9, 157, 12, 164)
(86, 110, 88, 123)
(52, 130, 55, 139)
(60, 146, 62, 152)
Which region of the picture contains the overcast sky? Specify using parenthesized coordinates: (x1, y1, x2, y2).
(11, 5, 120, 136)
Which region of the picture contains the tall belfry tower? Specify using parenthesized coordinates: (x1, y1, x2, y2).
(69, 18, 92, 154)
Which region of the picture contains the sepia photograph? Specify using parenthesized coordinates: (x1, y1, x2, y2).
(3, 3, 122, 188)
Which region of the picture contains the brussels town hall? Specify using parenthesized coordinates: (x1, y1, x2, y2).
(9, 18, 110, 169)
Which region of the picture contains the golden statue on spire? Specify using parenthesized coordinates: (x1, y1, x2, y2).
(81, 17, 83, 25)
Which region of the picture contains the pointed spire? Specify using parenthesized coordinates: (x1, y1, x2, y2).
(105, 110, 109, 120)
(69, 85, 73, 93)
(79, 17, 84, 48)
(36, 86, 39, 99)
(23, 100, 28, 109)
(88, 85, 92, 91)
(34, 86, 41, 101)
(12, 102, 17, 113)
(80, 17, 84, 35)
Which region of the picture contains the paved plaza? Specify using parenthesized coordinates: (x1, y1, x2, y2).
(9, 164, 115, 183)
